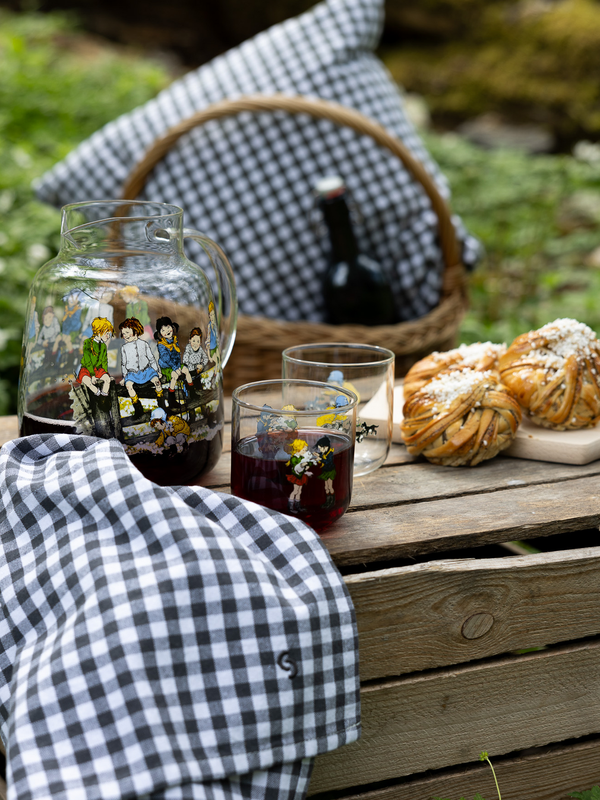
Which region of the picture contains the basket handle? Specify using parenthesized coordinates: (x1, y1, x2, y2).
(121, 93, 463, 284)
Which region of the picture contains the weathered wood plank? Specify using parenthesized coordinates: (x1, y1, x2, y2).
(309, 737, 600, 800)
(350, 455, 600, 509)
(0, 417, 16, 449)
(309, 639, 600, 794)
(323, 475, 600, 564)
(346, 547, 600, 681)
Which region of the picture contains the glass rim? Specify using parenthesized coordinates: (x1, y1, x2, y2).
(282, 342, 395, 369)
(61, 200, 183, 235)
(231, 378, 359, 415)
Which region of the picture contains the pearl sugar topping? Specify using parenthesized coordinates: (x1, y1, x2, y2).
(536, 318, 598, 363)
(425, 368, 495, 408)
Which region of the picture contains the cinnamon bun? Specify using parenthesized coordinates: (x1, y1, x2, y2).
(499, 318, 600, 430)
(401, 369, 522, 466)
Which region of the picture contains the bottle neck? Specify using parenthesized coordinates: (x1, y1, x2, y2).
(320, 194, 359, 263)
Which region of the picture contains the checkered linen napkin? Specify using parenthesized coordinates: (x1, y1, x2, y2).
(0, 435, 360, 800)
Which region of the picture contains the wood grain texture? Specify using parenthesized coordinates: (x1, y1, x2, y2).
(353, 451, 600, 504)
(347, 547, 600, 680)
(308, 737, 600, 800)
(309, 639, 600, 794)
(323, 474, 600, 564)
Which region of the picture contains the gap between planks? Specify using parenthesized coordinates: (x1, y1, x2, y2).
(322, 473, 600, 564)
(308, 734, 600, 800)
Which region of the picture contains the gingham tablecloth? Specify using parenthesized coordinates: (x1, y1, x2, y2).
(0, 435, 360, 800)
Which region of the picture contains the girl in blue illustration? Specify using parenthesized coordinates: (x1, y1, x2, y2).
(52, 288, 85, 359)
(154, 316, 194, 408)
(206, 301, 219, 364)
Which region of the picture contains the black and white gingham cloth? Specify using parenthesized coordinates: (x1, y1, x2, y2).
(0, 435, 360, 800)
(34, 0, 480, 324)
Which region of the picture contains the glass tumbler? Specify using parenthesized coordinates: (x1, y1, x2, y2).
(231, 379, 357, 532)
(282, 344, 395, 476)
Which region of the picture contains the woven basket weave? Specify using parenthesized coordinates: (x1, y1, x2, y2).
(122, 94, 469, 393)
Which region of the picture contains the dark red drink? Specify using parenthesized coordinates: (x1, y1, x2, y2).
(231, 428, 354, 532)
(20, 384, 224, 487)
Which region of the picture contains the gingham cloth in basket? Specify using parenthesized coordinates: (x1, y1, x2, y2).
(34, 0, 480, 324)
(0, 434, 360, 800)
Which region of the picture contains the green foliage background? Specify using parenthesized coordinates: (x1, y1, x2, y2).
(2, 7, 600, 416)
(383, 0, 600, 147)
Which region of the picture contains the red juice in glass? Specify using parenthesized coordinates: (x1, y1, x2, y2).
(231, 428, 354, 532)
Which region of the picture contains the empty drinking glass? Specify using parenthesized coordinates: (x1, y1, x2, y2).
(282, 344, 394, 476)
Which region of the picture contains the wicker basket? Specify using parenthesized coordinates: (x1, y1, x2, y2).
(121, 94, 469, 393)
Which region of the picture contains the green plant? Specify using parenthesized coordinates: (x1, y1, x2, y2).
(434, 749, 600, 800)
(479, 751, 501, 800)
(433, 751, 500, 800)
(571, 788, 600, 800)
(424, 130, 600, 347)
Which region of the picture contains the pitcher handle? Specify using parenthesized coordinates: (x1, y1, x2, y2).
(182, 229, 238, 369)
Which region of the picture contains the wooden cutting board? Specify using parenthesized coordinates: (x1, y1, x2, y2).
(362, 383, 600, 465)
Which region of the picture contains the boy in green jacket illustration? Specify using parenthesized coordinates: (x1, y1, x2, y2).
(76, 317, 114, 396)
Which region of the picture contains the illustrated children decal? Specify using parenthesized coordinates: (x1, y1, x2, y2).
(150, 407, 190, 453)
(121, 285, 153, 339)
(81, 287, 115, 340)
(316, 394, 351, 430)
(37, 306, 60, 355)
(206, 301, 219, 364)
(182, 327, 209, 375)
(315, 435, 336, 508)
(286, 438, 320, 513)
(119, 317, 164, 418)
(154, 316, 195, 407)
(76, 317, 114, 397)
(326, 369, 360, 403)
(53, 288, 85, 359)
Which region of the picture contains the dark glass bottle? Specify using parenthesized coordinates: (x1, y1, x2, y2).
(316, 176, 395, 326)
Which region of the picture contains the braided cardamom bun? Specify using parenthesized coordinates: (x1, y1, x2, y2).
(401, 369, 522, 466)
(499, 318, 600, 430)
(403, 342, 506, 401)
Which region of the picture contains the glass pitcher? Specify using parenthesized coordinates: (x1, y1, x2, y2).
(18, 200, 237, 486)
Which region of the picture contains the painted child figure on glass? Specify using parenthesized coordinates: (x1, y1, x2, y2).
(182, 327, 209, 376)
(119, 317, 164, 418)
(121, 285, 153, 339)
(76, 317, 114, 397)
(286, 438, 320, 513)
(154, 316, 194, 409)
(206, 301, 219, 366)
(36, 306, 60, 367)
(315, 435, 336, 509)
(150, 407, 190, 454)
(52, 288, 85, 361)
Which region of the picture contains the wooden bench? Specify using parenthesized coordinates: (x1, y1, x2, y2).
(1, 411, 600, 799)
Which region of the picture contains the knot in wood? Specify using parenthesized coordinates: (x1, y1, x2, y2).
(461, 612, 494, 640)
